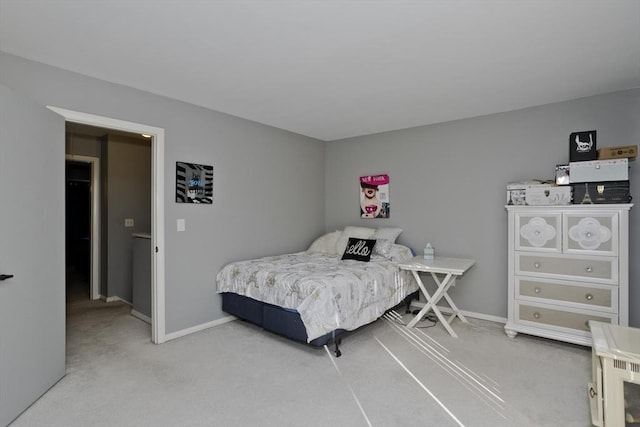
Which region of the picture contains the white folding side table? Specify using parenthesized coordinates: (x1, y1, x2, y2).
(398, 256, 475, 338)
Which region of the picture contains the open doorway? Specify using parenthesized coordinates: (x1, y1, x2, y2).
(65, 160, 91, 302)
(65, 123, 152, 309)
(51, 106, 167, 344)
(65, 154, 100, 300)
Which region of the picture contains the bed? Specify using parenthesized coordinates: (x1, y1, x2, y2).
(216, 226, 418, 356)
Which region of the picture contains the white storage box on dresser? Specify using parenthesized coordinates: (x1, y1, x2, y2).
(505, 204, 632, 346)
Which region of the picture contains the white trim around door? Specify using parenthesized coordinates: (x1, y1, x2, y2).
(49, 106, 166, 344)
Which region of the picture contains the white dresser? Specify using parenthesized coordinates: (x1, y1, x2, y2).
(505, 204, 632, 346)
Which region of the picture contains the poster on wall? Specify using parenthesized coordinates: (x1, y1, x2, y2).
(360, 174, 389, 218)
(176, 161, 214, 204)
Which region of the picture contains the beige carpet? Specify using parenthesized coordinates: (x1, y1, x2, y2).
(11, 290, 593, 427)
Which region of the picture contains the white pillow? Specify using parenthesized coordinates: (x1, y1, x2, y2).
(307, 231, 342, 254)
(335, 226, 376, 255)
(388, 244, 413, 262)
(373, 227, 403, 258)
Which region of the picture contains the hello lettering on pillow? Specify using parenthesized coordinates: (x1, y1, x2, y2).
(341, 238, 376, 262)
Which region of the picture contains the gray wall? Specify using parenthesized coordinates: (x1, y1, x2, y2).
(66, 133, 101, 158)
(0, 52, 326, 334)
(104, 135, 151, 301)
(325, 89, 640, 326)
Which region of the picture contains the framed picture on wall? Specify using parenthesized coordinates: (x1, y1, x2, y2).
(176, 162, 213, 204)
(360, 174, 390, 218)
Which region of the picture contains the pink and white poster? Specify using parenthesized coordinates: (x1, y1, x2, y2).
(360, 174, 390, 218)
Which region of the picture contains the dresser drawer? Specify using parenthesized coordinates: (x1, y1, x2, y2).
(516, 277, 616, 312)
(563, 212, 618, 256)
(515, 213, 561, 252)
(517, 253, 617, 284)
(517, 303, 615, 332)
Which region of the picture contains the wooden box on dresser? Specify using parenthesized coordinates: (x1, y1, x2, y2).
(505, 204, 632, 346)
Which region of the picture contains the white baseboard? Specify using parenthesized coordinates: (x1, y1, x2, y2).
(409, 301, 507, 324)
(161, 304, 506, 343)
(166, 301, 507, 341)
(101, 295, 132, 305)
(130, 309, 151, 324)
(164, 315, 237, 342)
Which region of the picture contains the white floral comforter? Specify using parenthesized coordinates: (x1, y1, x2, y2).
(216, 248, 416, 342)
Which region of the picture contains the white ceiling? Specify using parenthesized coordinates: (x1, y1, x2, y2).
(1, 0, 638, 141)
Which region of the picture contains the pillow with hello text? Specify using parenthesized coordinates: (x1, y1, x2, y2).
(341, 237, 376, 262)
(335, 226, 376, 255)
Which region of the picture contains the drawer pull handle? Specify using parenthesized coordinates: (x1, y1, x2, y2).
(586, 231, 592, 238)
(589, 387, 597, 398)
(534, 262, 541, 269)
(533, 312, 540, 319)
(534, 287, 541, 294)
(585, 293, 593, 301)
(585, 266, 593, 273)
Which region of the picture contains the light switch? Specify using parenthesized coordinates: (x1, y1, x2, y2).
(124, 218, 134, 227)
(177, 218, 186, 232)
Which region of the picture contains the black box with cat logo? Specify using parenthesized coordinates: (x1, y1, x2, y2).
(570, 130, 597, 162)
(571, 181, 631, 204)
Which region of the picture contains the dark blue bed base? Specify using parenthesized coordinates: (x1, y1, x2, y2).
(221, 291, 419, 357)
(221, 292, 347, 355)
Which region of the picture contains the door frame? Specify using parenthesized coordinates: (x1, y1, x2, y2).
(65, 154, 101, 300)
(49, 106, 166, 344)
